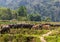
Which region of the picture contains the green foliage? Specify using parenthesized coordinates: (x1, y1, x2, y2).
(45, 17, 51, 22)
(41, 16, 51, 22)
(7, 8, 12, 19)
(45, 36, 60, 42)
(0, 6, 53, 22)
(0, 28, 49, 42)
(0, 8, 13, 20)
(29, 14, 41, 21)
(44, 28, 60, 42)
(17, 6, 27, 17)
(0, 0, 60, 22)
(0, 34, 41, 42)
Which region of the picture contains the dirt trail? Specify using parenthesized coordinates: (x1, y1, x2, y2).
(40, 31, 52, 42)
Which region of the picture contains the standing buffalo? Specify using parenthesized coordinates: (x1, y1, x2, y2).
(52, 24, 60, 27)
(0, 25, 10, 34)
(9, 24, 34, 29)
(32, 24, 42, 30)
(9, 24, 23, 28)
(32, 24, 51, 30)
(21, 24, 34, 29)
(42, 24, 50, 30)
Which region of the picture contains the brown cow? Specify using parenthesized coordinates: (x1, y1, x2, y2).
(42, 24, 50, 30)
(52, 24, 60, 27)
(32, 24, 42, 30)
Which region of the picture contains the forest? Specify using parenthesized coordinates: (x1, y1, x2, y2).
(0, 6, 53, 22)
(0, 0, 60, 22)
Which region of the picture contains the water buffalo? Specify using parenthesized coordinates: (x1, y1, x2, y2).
(9, 24, 22, 28)
(9, 24, 34, 29)
(9, 24, 14, 28)
(21, 24, 34, 29)
(46, 24, 60, 27)
(0, 25, 10, 34)
(52, 24, 60, 27)
(32, 24, 42, 30)
(42, 24, 50, 30)
(32, 23, 51, 30)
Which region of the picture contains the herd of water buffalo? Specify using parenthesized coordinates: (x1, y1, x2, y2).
(0, 23, 60, 34)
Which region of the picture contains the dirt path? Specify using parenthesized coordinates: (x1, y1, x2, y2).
(40, 31, 52, 42)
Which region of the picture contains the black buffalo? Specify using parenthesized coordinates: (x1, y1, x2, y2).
(21, 24, 34, 29)
(0, 25, 10, 34)
(9, 24, 34, 29)
(51, 24, 60, 27)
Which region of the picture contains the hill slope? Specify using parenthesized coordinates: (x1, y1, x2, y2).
(0, 0, 60, 21)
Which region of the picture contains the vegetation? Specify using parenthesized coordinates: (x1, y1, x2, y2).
(45, 28, 60, 42)
(17, 6, 27, 17)
(0, 27, 49, 42)
(0, 0, 60, 42)
(0, 0, 60, 21)
(0, 21, 60, 42)
(0, 6, 52, 22)
(28, 14, 41, 21)
(0, 34, 41, 42)
(10, 28, 49, 35)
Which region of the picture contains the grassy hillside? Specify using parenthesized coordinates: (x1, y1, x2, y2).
(0, 28, 49, 42)
(45, 28, 60, 42)
(0, 21, 60, 42)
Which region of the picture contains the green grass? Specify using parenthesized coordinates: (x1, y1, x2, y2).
(0, 34, 41, 42)
(10, 28, 49, 35)
(44, 28, 60, 42)
(0, 28, 49, 42)
(0, 20, 60, 25)
(45, 36, 60, 42)
(0, 20, 17, 25)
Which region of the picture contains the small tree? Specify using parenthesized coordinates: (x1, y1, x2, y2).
(45, 17, 51, 22)
(41, 16, 51, 22)
(17, 6, 27, 17)
(0, 8, 13, 20)
(29, 14, 41, 21)
(7, 8, 12, 20)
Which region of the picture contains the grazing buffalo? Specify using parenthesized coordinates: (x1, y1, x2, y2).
(21, 24, 34, 29)
(9, 24, 34, 29)
(42, 24, 50, 30)
(0, 25, 10, 34)
(46, 24, 60, 27)
(32, 24, 42, 30)
(52, 24, 60, 27)
(32, 24, 50, 30)
(9, 24, 22, 28)
(8, 24, 14, 28)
